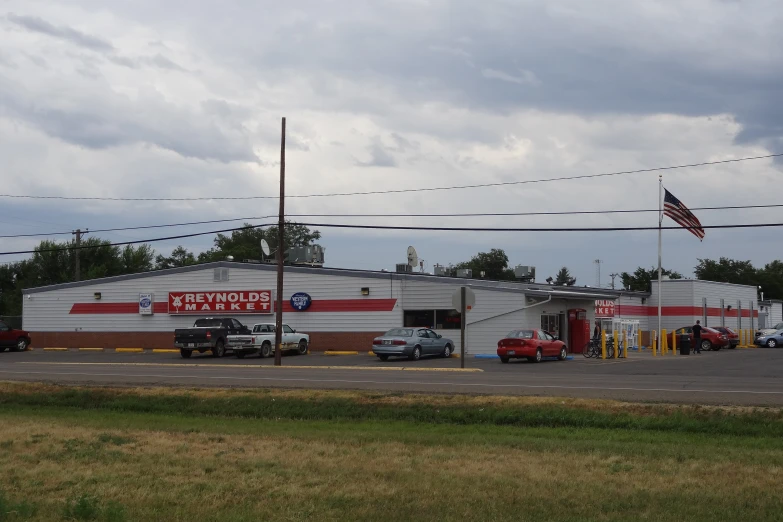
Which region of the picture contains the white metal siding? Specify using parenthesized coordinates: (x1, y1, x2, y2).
(23, 267, 402, 333)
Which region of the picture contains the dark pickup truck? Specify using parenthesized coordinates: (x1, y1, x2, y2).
(174, 317, 250, 359)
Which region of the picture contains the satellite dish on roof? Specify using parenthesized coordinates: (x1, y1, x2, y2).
(407, 246, 418, 267)
(260, 239, 270, 256)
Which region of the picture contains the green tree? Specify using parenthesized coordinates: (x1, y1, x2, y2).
(197, 223, 321, 263)
(553, 267, 576, 286)
(156, 246, 197, 270)
(455, 249, 515, 280)
(757, 260, 783, 300)
(621, 266, 683, 292)
(694, 258, 758, 287)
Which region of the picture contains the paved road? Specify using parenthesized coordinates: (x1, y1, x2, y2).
(1, 348, 782, 406)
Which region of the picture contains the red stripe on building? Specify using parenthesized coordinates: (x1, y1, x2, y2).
(69, 299, 397, 314)
(612, 306, 757, 318)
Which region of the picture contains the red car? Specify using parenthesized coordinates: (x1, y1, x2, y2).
(497, 329, 567, 363)
(711, 326, 738, 349)
(670, 326, 729, 352)
(0, 320, 31, 352)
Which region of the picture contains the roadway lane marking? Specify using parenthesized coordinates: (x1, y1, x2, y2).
(1, 370, 782, 395)
(14, 362, 482, 373)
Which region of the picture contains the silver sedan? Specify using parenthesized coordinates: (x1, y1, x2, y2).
(372, 328, 455, 361)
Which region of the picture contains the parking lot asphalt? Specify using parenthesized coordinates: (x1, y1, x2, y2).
(1, 348, 782, 406)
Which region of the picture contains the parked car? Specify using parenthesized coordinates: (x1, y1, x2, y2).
(497, 329, 567, 363)
(711, 327, 738, 349)
(227, 323, 309, 358)
(755, 329, 783, 348)
(670, 326, 729, 352)
(756, 322, 783, 340)
(372, 328, 454, 361)
(0, 320, 31, 352)
(174, 317, 250, 358)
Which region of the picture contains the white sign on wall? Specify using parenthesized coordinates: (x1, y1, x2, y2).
(139, 293, 154, 315)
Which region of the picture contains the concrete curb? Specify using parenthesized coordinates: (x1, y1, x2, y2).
(43, 347, 69, 351)
(152, 349, 180, 354)
(78, 348, 104, 352)
(115, 348, 144, 353)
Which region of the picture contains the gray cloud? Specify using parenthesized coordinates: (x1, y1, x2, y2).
(356, 137, 397, 168)
(0, 74, 259, 163)
(7, 13, 114, 52)
(107, 53, 187, 71)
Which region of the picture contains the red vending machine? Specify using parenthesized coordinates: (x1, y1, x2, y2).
(568, 309, 589, 353)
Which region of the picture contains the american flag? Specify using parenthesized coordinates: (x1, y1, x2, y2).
(664, 188, 705, 240)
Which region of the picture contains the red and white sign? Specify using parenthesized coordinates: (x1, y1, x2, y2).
(168, 291, 273, 314)
(595, 300, 615, 318)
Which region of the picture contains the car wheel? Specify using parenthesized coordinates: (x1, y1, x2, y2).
(532, 349, 543, 363)
(558, 347, 567, 361)
(701, 340, 712, 352)
(442, 344, 452, 358)
(500, 357, 509, 364)
(212, 340, 225, 358)
(12, 338, 28, 352)
(767, 339, 777, 348)
(409, 346, 421, 361)
(378, 355, 389, 362)
(260, 342, 272, 358)
(728, 344, 736, 349)
(297, 340, 308, 355)
(180, 349, 192, 359)
(235, 351, 246, 359)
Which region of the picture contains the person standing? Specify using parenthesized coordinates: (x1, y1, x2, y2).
(693, 320, 703, 354)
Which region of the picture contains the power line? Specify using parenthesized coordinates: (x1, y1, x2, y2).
(2, 203, 783, 240)
(0, 153, 780, 202)
(2, 220, 783, 257)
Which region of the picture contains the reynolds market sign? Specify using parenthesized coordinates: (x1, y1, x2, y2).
(168, 291, 273, 314)
(595, 300, 616, 318)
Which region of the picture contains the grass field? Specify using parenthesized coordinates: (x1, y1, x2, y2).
(0, 383, 782, 521)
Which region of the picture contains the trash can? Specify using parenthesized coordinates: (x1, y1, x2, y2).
(679, 334, 691, 355)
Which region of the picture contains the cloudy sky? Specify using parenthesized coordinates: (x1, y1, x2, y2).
(1, 0, 781, 287)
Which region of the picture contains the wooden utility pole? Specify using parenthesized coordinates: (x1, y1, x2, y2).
(72, 229, 85, 281)
(274, 118, 286, 367)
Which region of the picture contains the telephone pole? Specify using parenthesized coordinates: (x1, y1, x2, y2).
(72, 229, 87, 281)
(274, 117, 286, 367)
(609, 273, 619, 290)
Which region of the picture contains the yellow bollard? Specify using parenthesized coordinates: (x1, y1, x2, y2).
(601, 330, 607, 360)
(661, 329, 668, 355)
(613, 330, 619, 359)
(672, 330, 677, 356)
(652, 331, 657, 357)
(623, 330, 629, 358)
(739, 329, 745, 348)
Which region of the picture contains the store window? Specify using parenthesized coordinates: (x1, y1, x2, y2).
(403, 310, 462, 330)
(541, 314, 560, 338)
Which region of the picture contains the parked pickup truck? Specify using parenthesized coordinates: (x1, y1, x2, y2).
(174, 317, 251, 359)
(228, 323, 309, 358)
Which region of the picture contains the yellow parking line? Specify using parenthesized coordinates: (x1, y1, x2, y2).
(324, 351, 360, 356)
(43, 347, 69, 351)
(115, 348, 144, 353)
(18, 361, 483, 372)
(152, 349, 180, 354)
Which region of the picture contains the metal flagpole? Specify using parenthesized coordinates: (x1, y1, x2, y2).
(658, 175, 663, 348)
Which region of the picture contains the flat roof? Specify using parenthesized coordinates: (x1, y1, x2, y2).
(23, 261, 643, 300)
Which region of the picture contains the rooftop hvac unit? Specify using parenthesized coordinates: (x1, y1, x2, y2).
(396, 263, 412, 273)
(456, 268, 472, 278)
(285, 245, 325, 265)
(433, 264, 449, 276)
(514, 265, 536, 280)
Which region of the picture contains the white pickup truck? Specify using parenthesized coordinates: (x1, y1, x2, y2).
(228, 323, 310, 358)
